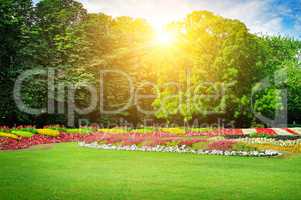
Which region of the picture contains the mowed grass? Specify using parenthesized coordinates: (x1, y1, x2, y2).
(1, 143, 301, 200)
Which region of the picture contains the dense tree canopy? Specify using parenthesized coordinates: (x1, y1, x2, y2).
(0, 0, 300, 127)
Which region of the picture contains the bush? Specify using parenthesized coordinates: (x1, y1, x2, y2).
(11, 130, 34, 138)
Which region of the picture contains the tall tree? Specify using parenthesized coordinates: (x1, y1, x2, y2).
(0, 0, 34, 125)
(153, 11, 268, 127)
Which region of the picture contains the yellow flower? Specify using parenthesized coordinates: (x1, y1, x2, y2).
(160, 128, 185, 135)
(98, 128, 128, 134)
(0, 132, 19, 139)
(37, 129, 60, 137)
(251, 144, 301, 153)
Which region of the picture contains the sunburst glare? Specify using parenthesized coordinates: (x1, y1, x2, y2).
(152, 25, 176, 46)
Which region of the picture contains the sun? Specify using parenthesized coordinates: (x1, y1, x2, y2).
(153, 26, 176, 46)
(155, 31, 174, 44)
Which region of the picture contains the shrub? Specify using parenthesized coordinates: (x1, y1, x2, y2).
(11, 130, 34, 138)
(37, 129, 60, 137)
(0, 132, 19, 139)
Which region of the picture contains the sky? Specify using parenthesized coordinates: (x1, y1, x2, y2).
(34, 0, 301, 38)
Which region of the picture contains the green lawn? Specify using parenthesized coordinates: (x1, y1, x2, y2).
(1, 143, 301, 200)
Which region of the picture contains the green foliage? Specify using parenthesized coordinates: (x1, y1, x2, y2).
(259, 36, 301, 124)
(249, 132, 272, 138)
(165, 141, 180, 147)
(0, 0, 34, 125)
(286, 60, 301, 123)
(49, 127, 67, 132)
(19, 128, 38, 134)
(153, 11, 269, 127)
(0, 1, 300, 128)
(253, 87, 283, 120)
(11, 130, 34, 138)
(192, 142, 209, 150)
(232, 142, 258, 151)
(65, 128, 92, 134)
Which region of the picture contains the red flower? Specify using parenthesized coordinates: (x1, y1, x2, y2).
(282, 128, 299, 136)
(255, 128, 276, 135)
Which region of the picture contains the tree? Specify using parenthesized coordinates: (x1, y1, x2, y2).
(0, 0, 34, 125)
(153, 11, 268, 127)
(260, 36, 301, 125)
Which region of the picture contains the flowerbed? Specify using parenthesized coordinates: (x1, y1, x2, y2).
(79, 142, 281, 157)
(0, 127, 301, 156)
(0, 133, 88, 150)
(80, 133, 283, 157)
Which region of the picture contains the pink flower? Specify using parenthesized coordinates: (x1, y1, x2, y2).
(207, 140, 236, 151)
(179, 139, 208, 147)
